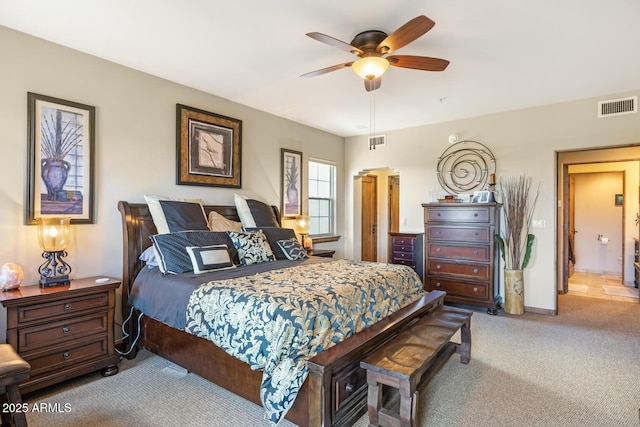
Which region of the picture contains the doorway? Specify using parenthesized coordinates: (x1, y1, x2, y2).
(557, 146, 640, 308)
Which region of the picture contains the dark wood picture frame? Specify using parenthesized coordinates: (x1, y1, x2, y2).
(26, 92, 95, 225)
(281, 148, 303, 217)
(176, 104, 242, 188)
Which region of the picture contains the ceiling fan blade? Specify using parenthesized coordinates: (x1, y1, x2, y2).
(306, 32, 363, 56)
(300, 62, 354, 78)
(377, 15, 435, 54)
(387, 55, 449, 71)
(364, 77, 381, 92)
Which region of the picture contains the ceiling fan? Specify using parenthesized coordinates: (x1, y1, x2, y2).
(301, 15, 450, 92)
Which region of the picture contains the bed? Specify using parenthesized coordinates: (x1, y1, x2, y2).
(118, 200, 447, 427)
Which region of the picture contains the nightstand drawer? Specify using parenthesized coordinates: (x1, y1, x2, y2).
(26, 337, 108, 377)
(391, 236, 416, 246)
(17, 292, 109, 325)
(19, 313, 108, 353)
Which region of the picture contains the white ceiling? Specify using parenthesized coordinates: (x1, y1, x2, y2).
(2, 0, 639, 137)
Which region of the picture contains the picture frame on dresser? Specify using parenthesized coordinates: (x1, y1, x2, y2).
(176, 104, 242, 188)
(26, 92, 96, 225)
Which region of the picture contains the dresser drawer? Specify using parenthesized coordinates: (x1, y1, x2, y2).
(428, 226, 490, 243)
(427, 278, 489, 299)
(17, 292, 109, 325)
(391, 258, 417, 269)
(392, 249, 415, 260)
(428, 243, 489, 262)
(426, 207, 491, 223)
(25, 337, 109, 377)
(428, 260, 489, 280)
(18, 313, 108, 353)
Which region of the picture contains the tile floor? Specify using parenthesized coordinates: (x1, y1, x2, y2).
(568, 271, 639, 302)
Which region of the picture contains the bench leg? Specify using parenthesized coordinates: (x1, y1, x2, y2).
(399, 388, 413, 427)
(366, 378, 382, 426)
(6, 384, 27, 427)
(457, 319, 471, 364)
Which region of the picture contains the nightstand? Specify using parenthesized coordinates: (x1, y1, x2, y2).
(0, 277, 121, 393)
(307, 249, 336, 258)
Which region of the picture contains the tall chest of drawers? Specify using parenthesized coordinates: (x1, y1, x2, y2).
(0, 277, 121, 393)
(422, 203, 502, 314)
(389, 232, 424, 281)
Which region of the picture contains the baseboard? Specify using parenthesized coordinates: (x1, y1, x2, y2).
(524, 305, 555, 316)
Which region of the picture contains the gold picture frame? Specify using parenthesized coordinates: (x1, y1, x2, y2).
(176, 104, 242, 188)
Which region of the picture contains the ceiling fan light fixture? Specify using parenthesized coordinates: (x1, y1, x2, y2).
(352, 56, 389, 80)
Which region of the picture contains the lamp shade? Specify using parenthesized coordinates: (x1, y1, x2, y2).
(352, 56, 389, 79)
(37, 217, 71, 252)
(295, 215, 310, 235)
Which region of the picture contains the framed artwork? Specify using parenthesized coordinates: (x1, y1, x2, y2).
(26, 92, 95, 225)
(176, 104, 242, 187)
(281, 148, 303, 217)
(473, 190, 491, 203)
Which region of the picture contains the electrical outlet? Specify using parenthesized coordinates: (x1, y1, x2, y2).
(532, 219, 546, 229)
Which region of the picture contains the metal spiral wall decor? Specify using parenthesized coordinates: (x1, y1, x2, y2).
(436, 140, 496, 194)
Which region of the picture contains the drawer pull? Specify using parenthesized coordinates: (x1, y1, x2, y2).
(63, 352, 71, 359)
(435, 282, 441, 287)
(64, 303, 72, 310)
(474, 250, 479, 255)
(436, 265, 441, 270)
(437, 213, 441, 216)
(474, 213, 478, 217)
(473, 287, 478, 292)
(62, 326, 70, 333)
(473, 268, 479, 273)
(345, 383, 354, 393)
(436, 247, 441, 252)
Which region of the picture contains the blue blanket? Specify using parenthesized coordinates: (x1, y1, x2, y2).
(185, 259, 425, 425)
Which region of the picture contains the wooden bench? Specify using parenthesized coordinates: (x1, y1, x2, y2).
(360, 304, 472, 427)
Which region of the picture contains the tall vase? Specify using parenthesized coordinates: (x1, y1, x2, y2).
(504, 269, 524, 315)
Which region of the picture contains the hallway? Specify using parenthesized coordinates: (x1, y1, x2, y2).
(568, 271, 639, 302)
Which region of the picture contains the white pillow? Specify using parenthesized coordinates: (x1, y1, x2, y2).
(234, 194, 279, 228)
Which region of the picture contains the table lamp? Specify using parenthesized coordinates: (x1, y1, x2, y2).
(37, 216, 72, 288)
(295, 215, 311, 249)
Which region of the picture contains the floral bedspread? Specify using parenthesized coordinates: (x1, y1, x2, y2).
(184, 259, 425, 426)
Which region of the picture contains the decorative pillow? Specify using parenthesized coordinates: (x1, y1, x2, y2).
(186, 245, 235, 274)
(276, 238, 308, 261)
(208, 211, 242, 232)
(234, 194, 279, 228)
(150, 231, 239, 274)
(139, 246, 159, 268)
(145, 195, 208, 234)
(227, 230, 276, 266)
(242, 227, 297, 260)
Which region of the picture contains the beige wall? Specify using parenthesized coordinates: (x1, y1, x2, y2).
(345, 92, 640, 313)
(0, 26, 345, 296)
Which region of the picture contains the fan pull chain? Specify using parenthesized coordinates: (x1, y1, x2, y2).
(369, 87, 376, 150)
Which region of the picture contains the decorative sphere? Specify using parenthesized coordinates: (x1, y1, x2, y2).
(0, 263, 24, 291)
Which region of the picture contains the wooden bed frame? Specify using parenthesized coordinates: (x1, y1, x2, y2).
(118, 201, 446, 427)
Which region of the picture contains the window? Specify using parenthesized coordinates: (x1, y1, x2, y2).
(308, 159, 336, 236)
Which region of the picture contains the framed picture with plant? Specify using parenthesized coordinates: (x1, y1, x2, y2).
(26, 92, 95, 224)
(281, 148, 302, 217)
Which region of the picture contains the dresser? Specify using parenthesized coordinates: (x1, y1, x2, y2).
(422, 203, 501, 314)
(388, 232, 424, 281)
(0, 277, 121, 393)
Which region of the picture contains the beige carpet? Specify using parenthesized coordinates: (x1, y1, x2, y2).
(602, 285, 639, 299)
(23, 294, 640, 427)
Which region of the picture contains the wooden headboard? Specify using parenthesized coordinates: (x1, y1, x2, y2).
(117, 201, 280, 321)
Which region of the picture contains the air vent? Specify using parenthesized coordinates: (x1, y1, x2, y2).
(368, 135, 386, 150)
(598, 96, 637, 117)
